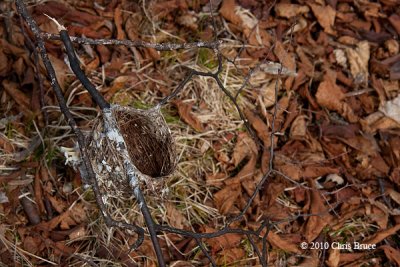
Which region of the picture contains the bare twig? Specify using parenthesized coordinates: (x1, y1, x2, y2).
(42, 32, 222, 51)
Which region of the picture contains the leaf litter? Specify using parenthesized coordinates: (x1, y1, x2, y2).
(0, 0, 399, 266)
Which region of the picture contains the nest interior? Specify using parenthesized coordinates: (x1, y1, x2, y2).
(112, 106, 176, 178)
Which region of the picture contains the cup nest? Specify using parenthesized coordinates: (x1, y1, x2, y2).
(87, 105, 176, 197)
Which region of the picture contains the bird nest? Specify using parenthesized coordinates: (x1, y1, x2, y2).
(87, 105, 176, 198)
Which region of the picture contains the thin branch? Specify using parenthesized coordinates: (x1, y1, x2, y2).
(60, 30, 110, 110)
(42, 32, 222, 51)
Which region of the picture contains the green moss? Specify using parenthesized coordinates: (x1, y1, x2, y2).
(198, 48, 218, 69)
(162, 109, 181, 124)
(131, 100, 153, 110)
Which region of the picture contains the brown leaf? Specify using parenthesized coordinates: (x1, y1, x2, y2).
(35, 2, 102, 26)
(290, 115, 307, 139)
(177, 14, 198, 31)
(205, 172, 226, 187)
(68, 203, 88, 225)
(166, 203, 190, 229)
(220, 0, 239, 24)
(387, 188, 400, 205)
(114, 6, 126, 40)
(379, 95, 400, 124)
(363, 223, 400, 245)
(0, 135, 14, 153)
(173, 100, 204, 132)
(48, 54, 70, 91)
(213, 183, 241, 214)
(267, 231, 300, 253)
(316, 73, 358, 123)
(326, 248, 340, 267)
(216, 248, 246, 266)
(346, 41, 370, 85)
(367, 204, 388, 229)
(54, 241, 76, 256)
(0, 48, 9, 76)
(339, 252, 367, 264)
(304, 179, 332, 242)
(274, 41, 296, 89)
(309, 3, 336, 35)
(2, 80, 31, 115)
(23, 236, 43, 255)
(298, 250, 319, 266)
(202, 225, 241, 253)
(68, 225, 87, 240)
(275, 3, 309, 18)
(220, 0, 257, 30)
(303, 165, 340, 179)
(388, 14, 400, 35)
(230, 132, 257, 167)
(380, 245, 400, 265)
(47, 194, 67, 213)
(316, 75, 345, 111)
(244, 108, 270, 146)
(274, 155, 302, 181)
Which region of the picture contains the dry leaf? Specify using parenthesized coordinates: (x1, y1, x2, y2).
(339, 252, 367, 264)
(213, 184, 241, 214)
(274, 155, 302, 181)
(290, 115, 307, 139)
(220, 0, 257, 30)
(333, 49, 348, 68)
(267, 231, 300, 253)
(363, 223, 400, 245)
(275, 3, 310, 18)
(230, 132, 257, 167)
(173, 100, 204, 132)
(166, 202, 190, 229)
(220, 0, 242, 27)
(326, 248, 340, 267)
(244, 108, 270, 146)
(47, 194, 67, 213)
(206, 172, 226, 187)
(23, 236, 43, 255)
(325, 174, 344, 185)
(387, 188, 400, 205)
(303, 166, 340, 179)
(304, 179, 332, 242)
(234, 5, 258, 29)
(48, 54, 70, 91)
(346, 41, 370, 85)
(260, 62, 297, 76)
(316, 73, 358, 123)
(0, 48, 9, 76)
(380, 245, 400, 265)
(2, 80, 30, 113)
(388, 13, 400, 34)
(215, 248, 246, 266)
(309, 3, 336, 34)
(274, 41, 296, 76)
(69, 225, 87, 240)
(202, 225, 241, 253)
(177, 14, 198, 31)
(369, 205, 389, 229)
(379, 95, 400, 124)
(114, 6, 125, 40)
(316, 75, 345, 111)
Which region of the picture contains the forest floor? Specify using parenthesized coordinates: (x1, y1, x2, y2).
(0, 0, 400, 266)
